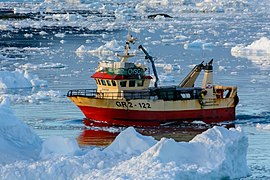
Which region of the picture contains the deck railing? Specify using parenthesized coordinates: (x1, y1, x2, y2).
(67, 88, 203, 101)
(67, 89, 97, 97)
(67, 89, 151, 100)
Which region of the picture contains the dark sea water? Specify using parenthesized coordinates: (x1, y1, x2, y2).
(1, 0, 270, 179)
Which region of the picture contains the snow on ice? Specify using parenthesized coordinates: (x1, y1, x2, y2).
(19, 63, 67, 70)
(0, 70, 59, 104)
(40, 136, 81, 159)
(184, 39, 214, 50)
(104, 127, 157, 155)
(1, 90, 62, 104)
(0, 98, 250, 179)
(76, 40, 123, 60)
(0, 98, 42, 164)
(231, 37, 270, 68)
(0, 69, 47, 89)
(256, 123, 270, 130)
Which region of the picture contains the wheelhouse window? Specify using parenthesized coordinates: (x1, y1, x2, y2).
(181, 93, 191, 99)
(129, 80, 135, 87)
(97, 79, 101, 85)
(112, 80, 116, 86)
(137, 80, 144, 87)
(101, 80, 106, 86)
(120, 81, 127, 87)
(106, 80, 111, 86)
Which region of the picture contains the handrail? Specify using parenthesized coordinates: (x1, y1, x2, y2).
(67, 88, 204, 101)
(67, 89, 151, 100)
(67, 89, 97, 97)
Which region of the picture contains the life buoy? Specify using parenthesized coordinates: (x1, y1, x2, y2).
(206, 84, 213, 89)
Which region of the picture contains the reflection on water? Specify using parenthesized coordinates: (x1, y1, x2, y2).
(77, 121, 235, 147)
(77, 129, 119, 147)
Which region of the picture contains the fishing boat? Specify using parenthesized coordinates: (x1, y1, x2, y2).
(67, 35, 239, 127)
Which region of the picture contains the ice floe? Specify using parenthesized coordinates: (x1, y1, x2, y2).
(231, 37, 270, 68)
(104, 127, 157, 155)
(0, 90, 62, 104)
(159, 73, 176, 83)
(19, 62, 67, 70)
(76, 39, 135, 60)
(40, 136, 81, 159)
(0, 69, 47, 89)
(0, 98, 42, 164)
(256, 123, 270, 130)
(184, 39, 214, 50)
(76, 41, 116, 56)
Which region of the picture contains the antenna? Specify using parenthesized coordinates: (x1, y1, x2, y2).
(124, 32, 137, 56)
(116, 32, 136, 62)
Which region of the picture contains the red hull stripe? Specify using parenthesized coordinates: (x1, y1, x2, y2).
(91, 72, 152, 80)
(78, 106, 235, 126)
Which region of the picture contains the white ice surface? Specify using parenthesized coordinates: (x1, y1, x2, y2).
(256, 123, 270, 130)
(0, 90, 62, 104)
(77, 40, 122, 54)
(0, 69, 47, 89)
(0, 98, 42, 164)
(0, 98, 250, 179)
(231, 37, 270, 68)
(40, 136, 81, 159)
(19, 63, 67, 70)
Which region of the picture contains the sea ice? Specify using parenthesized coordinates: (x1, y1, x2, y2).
(231, 37, 270, 68)
(0, 101, 251, 179)
(159, 72, 176, 83)
(0, 90, 62, 104)
(0, 98, 42, 164)
(19, 62, 67, 70)
(0, 69, 47, 89)
(40, 136, 81, 159)
(256, 123, 270, 130)
(104, 127, 156, 155)
(76, 39, 134, 60)
(184, 39, 214, 50)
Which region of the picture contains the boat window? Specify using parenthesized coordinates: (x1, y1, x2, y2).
(120, 81, 127, 87)
(181, 93, 191, 99)
(101, 80, 106, 86)
(129, 80, 135, 87)
(112, 80, 116, 86)
(137, 80, 144, 87)
(97, 79, 101, 85)
(106, 80, 111, 86)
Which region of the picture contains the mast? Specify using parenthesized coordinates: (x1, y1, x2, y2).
(202, 59, 213, 88)
(138, 45, 159, 88)
(116, 34, 136, 62)
(202, 59, 214, 98)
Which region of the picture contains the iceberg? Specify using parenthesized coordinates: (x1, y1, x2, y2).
(231, 37, 270, 68)
(0, 98, 42, 164)
(0, 69, 47, 89)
